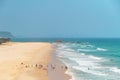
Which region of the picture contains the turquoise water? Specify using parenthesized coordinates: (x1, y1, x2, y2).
(12, 38, 120, 80)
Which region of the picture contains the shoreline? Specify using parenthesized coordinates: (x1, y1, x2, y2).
(47, 43, 72, 80)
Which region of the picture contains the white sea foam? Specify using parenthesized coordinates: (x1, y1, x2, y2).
(73, 66, 107, 76)
(87, 45, 94, 48)
(96, 48, 107, 51)
(110, 67, 120, 74)
(80, 44, 94, 48)
(81, 53, 85, 55)
(89, 55, 102, 60)
(68, 57, 98, 67)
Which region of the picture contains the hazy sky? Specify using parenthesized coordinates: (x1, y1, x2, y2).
(0, 0, 120, 38)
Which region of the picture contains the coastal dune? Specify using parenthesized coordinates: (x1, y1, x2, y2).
(0, 42, 53, 80)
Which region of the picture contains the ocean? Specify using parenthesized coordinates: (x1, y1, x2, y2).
(12, 38, 120, 80)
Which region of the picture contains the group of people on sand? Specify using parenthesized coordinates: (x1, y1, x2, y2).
(20, 62, 44, 69)
(19, 62, 68, 72)
(49, 64, 68, 71)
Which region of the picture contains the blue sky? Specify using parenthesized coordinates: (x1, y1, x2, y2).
(0, 0, 120, 38)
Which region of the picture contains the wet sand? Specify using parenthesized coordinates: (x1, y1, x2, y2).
(48, 50, 72, 80)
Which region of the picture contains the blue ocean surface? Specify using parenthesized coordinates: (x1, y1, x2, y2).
(12, 38, 120, 80)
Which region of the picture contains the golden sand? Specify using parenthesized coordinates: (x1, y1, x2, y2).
(0, 42, 53, 80)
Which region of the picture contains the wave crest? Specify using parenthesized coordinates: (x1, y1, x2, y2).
(96, 48, 107, 51)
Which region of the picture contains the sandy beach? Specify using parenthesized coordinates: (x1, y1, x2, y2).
(0, 42, 53, 80)
(0, 42, 70, 80)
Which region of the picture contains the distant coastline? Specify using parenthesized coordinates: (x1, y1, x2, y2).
(0, 31, 14, 38)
